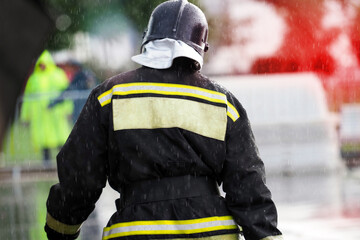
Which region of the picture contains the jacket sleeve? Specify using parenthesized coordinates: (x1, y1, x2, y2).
(45, 89, 108, 240)
(221, 99, 283, 240)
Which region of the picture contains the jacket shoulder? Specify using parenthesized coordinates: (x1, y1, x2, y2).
(198, 73, 234, 98)
(202, 74, 246, 121)
(93, 69, 138, 97)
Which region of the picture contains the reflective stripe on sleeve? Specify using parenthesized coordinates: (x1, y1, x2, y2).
(227, 102, 240, 122)
(97, 83, 240, 122)
(102, 216, 239, 240)
(46, 213, 82, 235)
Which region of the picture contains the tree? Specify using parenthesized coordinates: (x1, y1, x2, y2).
(42, 0, 199, 50)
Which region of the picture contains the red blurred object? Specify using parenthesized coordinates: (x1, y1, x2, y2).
(350, 8, 360, 64)
(251, 53, 335, 75)
(250, 0, 360, 112)
(325, 68, 360, 112)
(252, 0, 336, 75)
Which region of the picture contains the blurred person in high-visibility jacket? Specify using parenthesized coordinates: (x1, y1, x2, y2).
(20, 50, 73, 167)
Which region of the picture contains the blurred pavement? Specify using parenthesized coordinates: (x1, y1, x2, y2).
(0, 167, 359, 239)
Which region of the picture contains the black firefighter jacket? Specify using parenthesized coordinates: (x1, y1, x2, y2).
(45, 66, 283, 240)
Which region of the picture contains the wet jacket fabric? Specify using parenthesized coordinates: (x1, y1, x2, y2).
(45, 66, 283, 240)
(20, 50, 73, 150)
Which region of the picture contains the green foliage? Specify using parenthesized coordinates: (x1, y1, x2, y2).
(42, 0, 200, 50)
(119, 0, 168, 32)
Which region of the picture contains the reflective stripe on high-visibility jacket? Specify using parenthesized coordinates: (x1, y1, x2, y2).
(97, 82, 240, 122)
(102, 216, 239, 240)
(46, 213, 82, 235)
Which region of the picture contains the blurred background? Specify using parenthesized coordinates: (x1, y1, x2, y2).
(1, 0, 360, 239)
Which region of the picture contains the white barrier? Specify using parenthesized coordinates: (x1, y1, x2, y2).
(214, 73, 343, 174)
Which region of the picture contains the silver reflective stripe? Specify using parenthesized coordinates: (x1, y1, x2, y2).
(151, 234, 240, 240)
(97, 82, 240, 122)
(102, 216, 238, 240)
(98, 83, 226, 105)
(227, 102, 240, 122)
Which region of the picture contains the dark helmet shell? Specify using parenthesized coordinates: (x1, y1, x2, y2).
(142, 0, 209, 56)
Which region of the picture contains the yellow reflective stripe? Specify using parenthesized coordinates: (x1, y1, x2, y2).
(227, 102, 240, 122)
(112, 89, 224, 104)
(102, 216, 238, 240)
(103, 225, 238, 239)
(97, 83, 227, 107)
(165, 234, 240, 240)
(98, 82, 240, 122)
(98, 82, 225, 99)
(46, 213, 82, 235)
(106, 216, 234, 229)
(228, 104, 239, 120)
(260, 235, 284, 240)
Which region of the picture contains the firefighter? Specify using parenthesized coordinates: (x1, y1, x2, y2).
(45, 1, 283, 239)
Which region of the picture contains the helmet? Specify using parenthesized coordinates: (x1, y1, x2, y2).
(142, 0, 209, 56)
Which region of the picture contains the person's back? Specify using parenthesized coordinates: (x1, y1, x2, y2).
(44, 1, 283, 240)
(98, 62, 241, 239)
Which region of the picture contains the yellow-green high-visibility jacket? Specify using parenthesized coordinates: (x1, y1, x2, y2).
(45, 66, 283, 240)
(21, 50, 73, 150)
